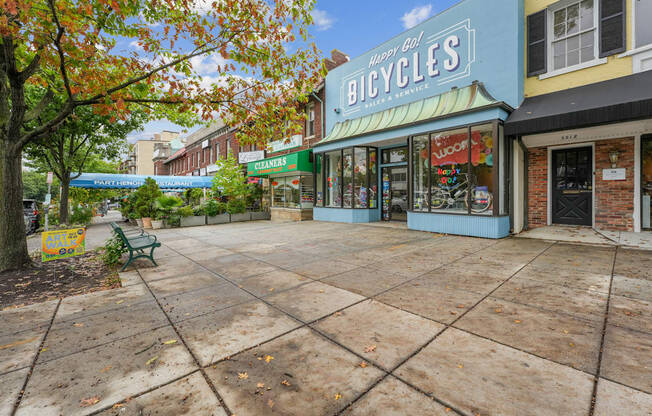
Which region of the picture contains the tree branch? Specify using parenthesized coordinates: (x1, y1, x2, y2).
(24, 89, 54, 123)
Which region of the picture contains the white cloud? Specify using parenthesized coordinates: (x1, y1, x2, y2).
(401, 5, 432, 29)
(129, 40, 144, 51)
(190, 54, 229, 76)
(312, 9, 335, 31)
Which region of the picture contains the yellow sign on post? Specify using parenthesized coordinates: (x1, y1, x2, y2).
(41, 228, 86, 262)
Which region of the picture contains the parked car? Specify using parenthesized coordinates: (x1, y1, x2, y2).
(24, 214, 32, 235)
(23, 199, 40, 233)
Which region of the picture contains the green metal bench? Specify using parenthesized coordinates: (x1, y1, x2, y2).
(112, 224, 161, 271)
(110, 221, 148, 238)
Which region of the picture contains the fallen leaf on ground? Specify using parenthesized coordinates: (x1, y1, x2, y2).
(494, 308, 502, 313)
(80, 397, 100, 407)
(563, 330, 569, 334)
(40, 347, 48, 352)
(100, 366, 112, 373)
(364, 345, 376, 353)
(257, 382, 265, 388)
(116, 300, 124, 304)
(334, 393, 342, 400)
(514, 319, 521, 324)
(145, 356, 158, 366)
(359, 361, 367, 368)
(112, 403, 124, 409)
(0, 337, 38, 350)
(73, 323, 84, 327)
(457, 364, 463, 369)
(456, 304, 465, 309)
(268, 399, 274, 408)
(163, 339, 177, 345)
(281, 379, 291, 386)
(264, 355, 274, 363)
(238, 372, 248, 379)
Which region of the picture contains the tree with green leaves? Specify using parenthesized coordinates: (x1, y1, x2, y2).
(211, 152, 248, 201)
(0, 0, 324, 270)
(25, 101, 145, 224)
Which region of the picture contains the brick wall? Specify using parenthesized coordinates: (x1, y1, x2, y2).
(595, 138, 635, 231)
(527, 147, 548, 227)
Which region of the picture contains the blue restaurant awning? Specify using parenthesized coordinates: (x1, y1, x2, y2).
(70, 173, 213, 189)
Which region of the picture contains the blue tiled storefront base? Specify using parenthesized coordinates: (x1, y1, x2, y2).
(313, 207, 381, 223)
(408, 212, 510, 239)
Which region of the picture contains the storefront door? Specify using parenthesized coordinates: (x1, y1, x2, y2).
(552, 147, 593, 226)
(382, 166, 408, 221)
(642, 135, 652, 230)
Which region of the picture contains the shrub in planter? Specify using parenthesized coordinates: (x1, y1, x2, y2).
(134, 178, 162, 228)
(178, 205, 205, 227)
(226, 198, 246, 214)
(205, 199, 229, 224)
(227, 199, 250, 222)
(155, 195, 183, 227)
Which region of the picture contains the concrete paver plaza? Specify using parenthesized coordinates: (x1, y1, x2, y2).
(2, 221, 651, 415)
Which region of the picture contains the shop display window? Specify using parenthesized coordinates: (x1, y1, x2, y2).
(369, 149, 378, 209)
(410, 121, 500, 216)
(382, 147, 408, 164)
(316, 147, 378, 210)
(270, 175, 313, 209)
(470, 124, 494, 215)
(354, 147, 368, 208)
(315, 154, 323, 207)
(343, 148, 353, 208)
(285, 176, 301, 209)
(325, 150, 342, 207)
(430, 128, 469, 214)
(412, 136, 429, 212)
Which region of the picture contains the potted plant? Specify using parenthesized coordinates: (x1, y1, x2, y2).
(151, 211, 164, 229)
(154, 195, 183, 228)
(179, 205, 205, 227)
(227, 198, 250, 222)
(134, 178, 162, 229)
(205, 199, 229, 224)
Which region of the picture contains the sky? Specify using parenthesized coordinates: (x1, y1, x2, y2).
(127, 0, 462, 144)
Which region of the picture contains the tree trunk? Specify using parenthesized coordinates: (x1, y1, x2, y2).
(59, 173, 71, 225)
(0, 143, 32, 272)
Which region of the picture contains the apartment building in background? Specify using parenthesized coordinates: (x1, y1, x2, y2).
(121, 131, 180, 175)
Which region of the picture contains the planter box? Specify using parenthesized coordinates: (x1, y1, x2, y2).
(229, 212, 251, 222)
(250, 211, 270, 220)
(207, 214, 230, 224)
(180, 215, 206, 227)
(151, 220, 164, 229)
(136, 218, 143, 227)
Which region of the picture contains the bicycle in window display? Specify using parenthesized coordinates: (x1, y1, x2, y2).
(430, 173, 492, 213)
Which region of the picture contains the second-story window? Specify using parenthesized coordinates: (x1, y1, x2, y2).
(550, 0, 596, 71)
(636, 0, 652, 49)
(306, 103, 315, 137)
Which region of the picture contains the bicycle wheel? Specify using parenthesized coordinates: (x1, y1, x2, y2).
(430, 189, 448, 209)
(469, 190, 493, 213)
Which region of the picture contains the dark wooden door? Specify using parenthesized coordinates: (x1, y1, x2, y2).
(552, 147, 593, 226)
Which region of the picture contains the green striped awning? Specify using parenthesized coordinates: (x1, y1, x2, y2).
(321, 82, 510, 144)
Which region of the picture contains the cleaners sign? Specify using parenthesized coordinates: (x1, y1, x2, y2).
(42, 228, 85, 262)
(340, 19, 476, 116)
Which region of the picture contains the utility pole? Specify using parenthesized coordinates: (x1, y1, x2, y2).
(45, 172, 53, 231)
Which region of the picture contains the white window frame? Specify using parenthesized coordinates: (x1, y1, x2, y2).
(540, 0, 607, 80)
(306, 103, 315, 138)
(618, 0, 652, 73)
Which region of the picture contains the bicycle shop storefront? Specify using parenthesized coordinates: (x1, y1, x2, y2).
(311, 0, 522, 238)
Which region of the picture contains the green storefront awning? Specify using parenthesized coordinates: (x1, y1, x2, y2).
(321, 82, 512, 145)
(247, 149, 313, 177)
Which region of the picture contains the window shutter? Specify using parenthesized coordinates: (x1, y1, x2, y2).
(599, 0, 626, 57)
(527, 10, 547, 77)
